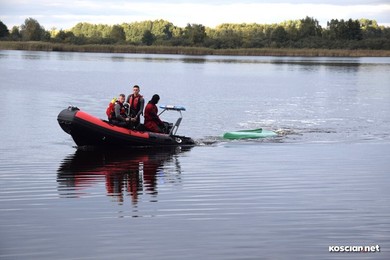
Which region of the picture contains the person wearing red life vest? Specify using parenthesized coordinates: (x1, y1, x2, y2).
(126, 85, 144, 128)
(110, 94, 130, 127)
(144, 94, 164, 133)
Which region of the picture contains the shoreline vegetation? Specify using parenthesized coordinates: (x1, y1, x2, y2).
(1, 16, 389, 57)
(1, 41, 390, 57)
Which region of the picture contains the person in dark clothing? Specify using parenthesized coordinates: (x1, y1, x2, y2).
(144, 94, 164, 133)
(110, 94, 130, 127)
(126, 85, 145, 128)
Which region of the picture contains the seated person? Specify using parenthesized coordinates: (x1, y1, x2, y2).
(144, 94, 164, 133)
(109, 94, 130, 127)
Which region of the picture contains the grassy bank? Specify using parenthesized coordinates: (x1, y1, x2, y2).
(1, 41, 390, 57)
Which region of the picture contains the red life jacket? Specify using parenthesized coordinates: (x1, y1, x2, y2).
(106, 99, 125, 120)
(106, 98, 117, 119)
(127, 94, 143, 112)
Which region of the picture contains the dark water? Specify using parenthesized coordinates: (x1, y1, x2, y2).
(0, 50, 390, 259)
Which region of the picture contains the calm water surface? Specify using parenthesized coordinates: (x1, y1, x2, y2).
(0, 50, 389, 259)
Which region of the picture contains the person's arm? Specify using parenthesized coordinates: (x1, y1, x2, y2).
(115, 103, 127, 121)
(136, 98, 145, 117)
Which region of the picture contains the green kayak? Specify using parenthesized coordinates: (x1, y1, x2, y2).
(223, 128, 277, 140)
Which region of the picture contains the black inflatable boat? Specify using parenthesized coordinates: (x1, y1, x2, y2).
(57, 106, 195, 147)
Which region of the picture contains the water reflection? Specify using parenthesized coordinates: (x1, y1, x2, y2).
(109, 55, 207, 64)
(21, 51, 51, 60)
(57, 147, 192, 204)
(106, 55, 366, 66)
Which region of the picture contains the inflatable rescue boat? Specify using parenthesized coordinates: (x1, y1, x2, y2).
(57, 106, 195, 147)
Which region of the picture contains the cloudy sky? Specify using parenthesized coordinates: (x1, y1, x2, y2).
(1, 0, 389, 30)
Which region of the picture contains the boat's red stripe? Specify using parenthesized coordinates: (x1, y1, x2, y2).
(75, 111, 149, 139)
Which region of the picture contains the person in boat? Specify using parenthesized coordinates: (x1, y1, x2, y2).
(144, 94, 164, 133)
(110, 94, 130, 127)
(126, 85, 144, 128)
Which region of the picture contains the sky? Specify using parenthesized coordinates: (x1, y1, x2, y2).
(1, 0, 389, 30)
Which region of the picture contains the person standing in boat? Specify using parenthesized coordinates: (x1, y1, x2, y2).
(110, 94, 130, 127)
(126, 85, 144, 128)
(144, 94, 164, 133)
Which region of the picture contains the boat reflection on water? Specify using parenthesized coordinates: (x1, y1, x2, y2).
(57, 146, 193, 204)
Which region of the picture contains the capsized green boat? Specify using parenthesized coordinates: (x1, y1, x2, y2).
(223, 128, 277, 140)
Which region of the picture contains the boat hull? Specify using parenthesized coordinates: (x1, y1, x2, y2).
(57, 107, 195, 147)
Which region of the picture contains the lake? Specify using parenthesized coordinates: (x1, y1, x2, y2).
(0, 50, 389, 259)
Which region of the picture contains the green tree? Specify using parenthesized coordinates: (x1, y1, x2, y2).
(169, 26, 185, 46)
(20, 18, 46, 41)
(298, 16, 322, 38)
(346, 19, 362, 40)
(0, 20, 9, 38)
(325, 19, 362, 40)
(122, 21, 153, 43)
(7, 16, 388, 49)
(142, 30, 155, 45)
(97, 24, 111, 38)
(70, 22, 85, 37)
(70, 22, 104, 38)
(213, 26, 242, 48)
(150, 20, 174, 41)
(281, 20, 300, 41)
(240, 24, 266, 48)
(360, 19, 382, 38)
(54, 30, 67, 42)
(271, 26, 288, 43)
(109, 25, 126, 42)
(10, 26, 21, 40)
(326, 19, 342, 39)
(53, 30, 76, 43)
(360, 19, 378, 31)
(184, 23, 206, 45)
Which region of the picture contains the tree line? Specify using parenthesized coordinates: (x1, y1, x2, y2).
(1, 17, 389, 50)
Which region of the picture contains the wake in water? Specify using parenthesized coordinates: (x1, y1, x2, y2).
(195, 136, 223, 146)
(194, 126, 342, 146)
(195, 132, 285, 146)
